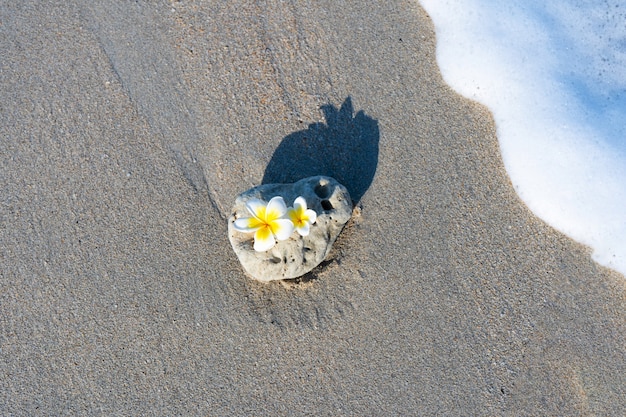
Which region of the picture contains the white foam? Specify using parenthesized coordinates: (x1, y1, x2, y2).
(419, 0, 626, 275)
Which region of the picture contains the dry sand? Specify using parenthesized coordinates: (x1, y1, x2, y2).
(1, 1, 624, 415)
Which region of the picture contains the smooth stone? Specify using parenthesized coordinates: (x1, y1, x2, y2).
(228, 176, 353, 282)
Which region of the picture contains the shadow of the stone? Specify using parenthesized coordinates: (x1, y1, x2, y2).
(262, 97, 379, 204)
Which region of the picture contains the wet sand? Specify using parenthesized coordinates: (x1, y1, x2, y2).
(1, 1, 624, 415)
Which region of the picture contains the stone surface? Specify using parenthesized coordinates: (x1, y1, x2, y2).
(228, 176, 353, 281)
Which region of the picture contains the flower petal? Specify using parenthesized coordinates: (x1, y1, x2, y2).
(266, 196, 288, 220)
(305, 209, 317, 224)
(245, 198, 267, 220)
(295, 222, 310, 237)
(233, 216, 263, 232)
(253, 226, 276, 252)
(271, 218, 295, 241)
(294, 196, 307, 211)
(287, 207, 300, 225)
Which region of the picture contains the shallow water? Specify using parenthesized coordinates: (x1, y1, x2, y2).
(419, 0, 626, 275)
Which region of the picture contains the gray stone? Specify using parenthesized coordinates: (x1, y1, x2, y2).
(228, 176, 353, 281)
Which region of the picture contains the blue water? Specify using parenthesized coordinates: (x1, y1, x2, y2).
(419, 0, 626, 275)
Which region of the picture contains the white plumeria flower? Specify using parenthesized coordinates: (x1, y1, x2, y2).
(233, 196, 295, 252)
(287, 196, 317, 237)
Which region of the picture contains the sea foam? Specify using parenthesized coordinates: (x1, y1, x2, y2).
(419, 0, 626, 276)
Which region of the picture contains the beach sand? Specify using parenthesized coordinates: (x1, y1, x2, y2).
(1, 1, 624, 415)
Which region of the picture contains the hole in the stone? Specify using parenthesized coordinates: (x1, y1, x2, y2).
(269, 256, 281, 264)
(314, 182, 330, 199)
(321, 200, 333, 210)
